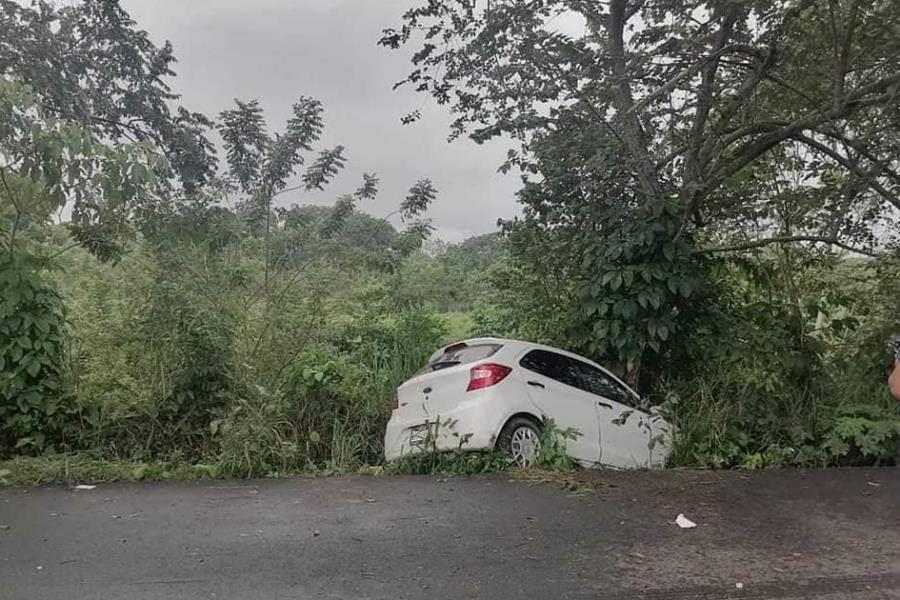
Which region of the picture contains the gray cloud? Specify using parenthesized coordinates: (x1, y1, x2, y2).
(121, 0, 521, 242)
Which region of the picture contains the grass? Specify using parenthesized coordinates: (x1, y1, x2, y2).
(0, 453, 507, 486)
(0, 455, 394, 486)
(388, 449, 513, 476)
(0, 456, 222, 486)
(0, 425, 580, 486)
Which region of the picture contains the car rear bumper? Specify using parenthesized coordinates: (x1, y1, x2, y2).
(383, 394, 510, 462)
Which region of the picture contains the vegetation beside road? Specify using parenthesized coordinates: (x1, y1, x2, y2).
(2, 0, 900, 484)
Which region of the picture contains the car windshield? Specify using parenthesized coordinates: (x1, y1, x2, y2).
(417, 343, 502, 375)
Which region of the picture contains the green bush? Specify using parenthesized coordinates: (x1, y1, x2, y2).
(6, 207, 900, 479)
(661, 256, 900, 469)
(0, 252, 70, 455)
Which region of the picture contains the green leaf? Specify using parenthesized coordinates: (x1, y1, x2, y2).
(609, 273, 623, 291)
(25, 359, 41, 378)
(657, 324, 669, 341)
(662, 243, 675, 261)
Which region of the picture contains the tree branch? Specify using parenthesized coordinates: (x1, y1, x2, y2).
(0, 166, 23, 251)
(697, 235, 879, 257)
(712, 85, 900, 188)
(606, 0, 663, 201)
(812, 126, 900, 186)
(656, 145, 686, 171)
(626, 52, 718, 116)
(684, 3, 741, 174)
(832, 0, 862, 110)
(791, 131, 900, 211)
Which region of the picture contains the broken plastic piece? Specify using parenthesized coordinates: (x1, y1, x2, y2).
(74, 485, 96, 490)
(675, 513, 697, 529)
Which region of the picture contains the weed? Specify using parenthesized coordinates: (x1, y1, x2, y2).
(535, 418, 580, 471)
(388, 416, 580, 476)
(0, 455, 220, 486)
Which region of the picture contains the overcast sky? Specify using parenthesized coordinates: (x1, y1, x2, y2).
(120, 0, 521, 243)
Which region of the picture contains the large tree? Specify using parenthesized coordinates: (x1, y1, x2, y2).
(382, 0, 900, 370)
(382, 0, 900, 248)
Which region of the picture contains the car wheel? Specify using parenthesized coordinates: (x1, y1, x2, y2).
(498, 417, 541, 467)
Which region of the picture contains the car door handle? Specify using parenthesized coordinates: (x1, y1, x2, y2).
(423, 387, 432, 394)
(598, 401, 613, 410)
(527, 381, 545, 389)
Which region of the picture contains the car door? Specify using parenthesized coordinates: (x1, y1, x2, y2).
(518, 349, 602, 465)
(571, 360, 654, 468)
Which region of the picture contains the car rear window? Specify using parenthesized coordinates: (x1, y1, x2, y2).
(416, 343, 502, 375)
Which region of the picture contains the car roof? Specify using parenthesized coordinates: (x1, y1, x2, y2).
(449, 337, 636, 395)
(453, 337, 604, 368)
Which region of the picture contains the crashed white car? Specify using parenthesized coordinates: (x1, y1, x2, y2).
(384, 338, 671, 468)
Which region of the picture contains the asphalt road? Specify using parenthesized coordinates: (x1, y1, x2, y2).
(1, 468, 899, 599)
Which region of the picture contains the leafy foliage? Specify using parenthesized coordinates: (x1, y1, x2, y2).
(0, 79, 164, 262)
(535, 418, 580, 472)
(0, 252, 68, 455)
(0, 0, 216, 191)
(383, 0, 900, 248)
(388, 416, 580, 475)
(384, 0, 900, 383)
(2, 0, 899, 479)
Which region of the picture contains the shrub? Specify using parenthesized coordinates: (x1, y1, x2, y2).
(0, 253, 70, 455)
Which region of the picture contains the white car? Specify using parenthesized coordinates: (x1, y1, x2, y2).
(384, 338, 671, 468)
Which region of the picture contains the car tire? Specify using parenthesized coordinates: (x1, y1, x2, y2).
(498, 417, 542, 467)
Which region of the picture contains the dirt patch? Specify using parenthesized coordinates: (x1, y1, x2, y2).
(555, 468, 900, 595)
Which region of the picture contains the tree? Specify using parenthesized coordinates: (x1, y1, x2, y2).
(213, 97, 438, 388)
(383, 1, 900, 246)
(0, 0, 216, 193)
(0, 80, 165, 262)
(0, 79, 162, 453)
(444, 232, 503, 270)
(217, 98, 437, 284)
(0, 0, 213, 452)
(278, 205, 399, 253)
(382, 0, 900, 374)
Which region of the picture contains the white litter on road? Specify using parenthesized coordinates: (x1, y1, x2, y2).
(675, 513, 697, 529)
(74, 485, 96, 491)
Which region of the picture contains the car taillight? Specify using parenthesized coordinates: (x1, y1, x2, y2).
(467, 363, 512, 392)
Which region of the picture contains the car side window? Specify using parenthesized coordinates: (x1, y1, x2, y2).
(520, 350, 581, 388)
(573, 360, 638, 409)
